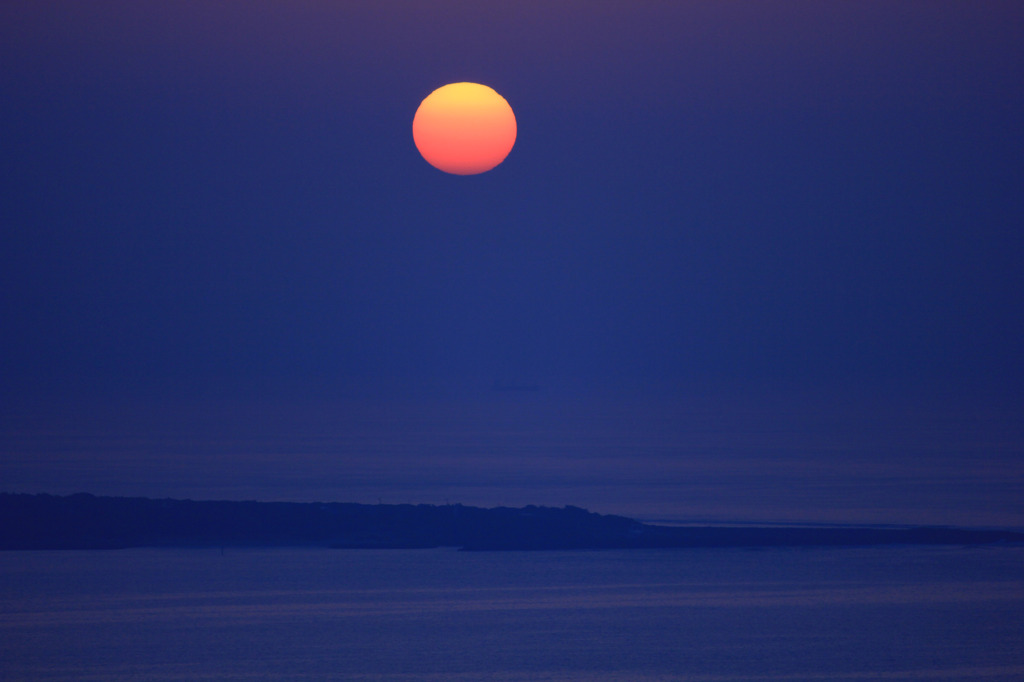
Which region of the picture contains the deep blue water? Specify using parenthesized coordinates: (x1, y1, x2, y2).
(2, 545, 1023, 680)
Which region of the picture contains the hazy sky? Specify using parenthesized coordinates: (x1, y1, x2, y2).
(3, 2, 1022, 523)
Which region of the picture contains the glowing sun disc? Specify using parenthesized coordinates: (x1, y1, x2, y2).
(413, 82, 517, 175)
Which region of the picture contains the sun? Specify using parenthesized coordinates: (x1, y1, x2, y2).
(412, 83, 517, 175)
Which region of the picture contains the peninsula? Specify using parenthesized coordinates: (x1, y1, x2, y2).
(2, 493, 1021, 551)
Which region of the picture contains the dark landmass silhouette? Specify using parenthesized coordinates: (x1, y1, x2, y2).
(2, 493, 1022, 551)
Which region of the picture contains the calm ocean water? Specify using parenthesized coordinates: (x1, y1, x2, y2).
(2, 545, 1022, 681)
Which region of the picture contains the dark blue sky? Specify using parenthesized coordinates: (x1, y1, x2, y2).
(3, 2, 1022, 523)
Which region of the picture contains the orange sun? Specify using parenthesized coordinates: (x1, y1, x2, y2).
(412, 83, 516, 175)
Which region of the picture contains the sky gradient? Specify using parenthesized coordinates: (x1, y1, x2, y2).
(3, 2, 1022, 524)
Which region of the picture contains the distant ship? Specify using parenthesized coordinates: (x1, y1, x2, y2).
(492, 380, 541, 392)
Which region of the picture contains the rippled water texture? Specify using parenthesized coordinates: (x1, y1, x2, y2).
(2, 545, 1023, 680)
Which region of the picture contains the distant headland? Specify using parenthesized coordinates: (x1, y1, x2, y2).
(2, 493, 1022, 551)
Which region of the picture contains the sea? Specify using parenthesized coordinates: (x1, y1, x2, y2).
(2, 544, 1023, 681)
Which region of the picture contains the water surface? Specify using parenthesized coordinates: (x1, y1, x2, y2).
(2, 545, 1022, 680)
